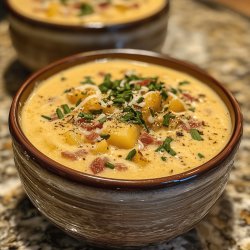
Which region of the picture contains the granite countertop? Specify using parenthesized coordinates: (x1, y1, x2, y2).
(0, 0, 250, 249)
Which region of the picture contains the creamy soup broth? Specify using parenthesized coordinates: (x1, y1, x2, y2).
(9, 0, 166, 25)
(21, 60, 232, 179)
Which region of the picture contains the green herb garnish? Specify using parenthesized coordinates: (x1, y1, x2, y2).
(162, 113, 175, 127)
(81, 76, 94, 85)
(189, 107, 196, 112)
(113, 97, 126, 104)
(178, 81, 190, 86)
(161, 156, 167, 161)
(121, 107, 149, 132)
(98, 116, 107, 124)
(75, 99, 82, 107)
(98, 74, 113, 93)
(78, 112, 94, 120)
(198, 153, 205, 158)
(170, 88, 178, 95)
(161, 90, 168, 100)
(41, 115, 51, 121)
(156, 137, 176, 156)
(190, 129, 203, 141)
(137, 97, 144, 103)
(56, 108, 64, 119)
(61, 104, 71, 114)
(149, 108, 155, 117)
(126, 149, 137, 161)
(60, 0, 68, 5)
(105, 162, 115, 169)
(90, 109, 103, 115)
(79, 3, 94, 16)
(64, 88, 72, 93)
(100, 134, 110, 140)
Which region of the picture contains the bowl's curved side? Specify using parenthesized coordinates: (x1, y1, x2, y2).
(7, 3, 169, 70)
(12, 137, 240, 248)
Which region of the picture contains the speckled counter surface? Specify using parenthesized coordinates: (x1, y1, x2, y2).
(0, 0, 250, 249)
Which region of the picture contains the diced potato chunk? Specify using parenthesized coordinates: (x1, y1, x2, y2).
(67, 88, 96, 104)
(46, 3, 59, 17)
(82, 97, 102, 112)
(44, 137, 57, 151)
(144, 91, 162, 112)
(64, 130, 84, 145)
(168, 99, 186, 113)
(133, 152, 149, 167)
(103, 105, 116, 115)
(142, 91, 162, 122)
(92, 140, 109, 154)
(103, 121, 140, 149)
(115, 4, 129, 12)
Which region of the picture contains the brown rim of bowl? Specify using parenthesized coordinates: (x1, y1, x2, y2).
(9, 49, 243, 190)
(4, 0, 169, 32)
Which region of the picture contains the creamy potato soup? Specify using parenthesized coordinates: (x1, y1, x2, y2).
(21, 60, 232, 179)
(9, 0, 166, 25)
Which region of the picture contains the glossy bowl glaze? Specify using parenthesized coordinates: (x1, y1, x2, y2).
(5, 0, 169, 71)
(9, 49, 243, 248)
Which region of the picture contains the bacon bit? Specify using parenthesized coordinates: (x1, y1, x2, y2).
(61, 149, 87, 161)
(90, 157, 107, 174)
(72, 3, 82, 9)
(181, 119, 203, 131)
(98, 71, 106, 77)
(132, 3, 139, 8)
(79, 120, 103, 131)
(115, 163, 128, 172)
(98, 2, 110, 9)
(139, 132, 155, 145)
(50, 113, 58, 121)
(182, 93, 198, 102)
(137, 79, 151, 86)
(139, 133, 162, 147)
(85, 132, 99, 142)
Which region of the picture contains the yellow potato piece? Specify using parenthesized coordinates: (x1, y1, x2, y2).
(46, 3, 59, 17)
(43, 137, 57, 151)
(64, 130, 84, 146)
(92, 140, 109, 154)
(67, 88, 96, 104)
(133, 151, 149, 167)
(144, 91, 162, 112)
(142, 91, 162, 122)
(169, 99, 186, 113)
(103, 105, 116, 115)
(115, 5, 129, 12)
(82, 97, 102, 112)
(103, 121, 140, 149)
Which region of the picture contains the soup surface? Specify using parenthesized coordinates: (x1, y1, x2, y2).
(21, 60, 232, 179)
(9, 0, 166, 25)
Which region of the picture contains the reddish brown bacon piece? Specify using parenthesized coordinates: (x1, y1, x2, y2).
(137, 79, 151, 86)
(61, 149, 87, 161)
(180, 119, 203, 132)
(139, 132, 162, 147)
(90, 157, 108, 174)
(85, 132, 99, 142)
(115, 163, 128, 172)
(78, 119, 103, 131)
(182, 93, 198, 102)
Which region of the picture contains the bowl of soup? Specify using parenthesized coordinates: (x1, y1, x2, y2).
(9, 49, 242, 248)
(5, 0, 169, 70)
